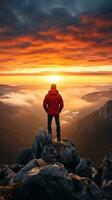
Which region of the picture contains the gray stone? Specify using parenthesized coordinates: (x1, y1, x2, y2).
(14, 159, 39, 182)
(16, 164, 101, 200)
(32, 129, 48, 158)
(41, 144, 57, 163)
(102, 152, 112, 199)
(0, 167, 15, 185)
(54, 139, 80, 168)
(9, 164, 23, 173)
(76, 157, 96, 179)
(16, 148, 34, 165)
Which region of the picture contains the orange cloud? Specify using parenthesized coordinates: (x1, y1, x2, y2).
(0, 13, 112, 74)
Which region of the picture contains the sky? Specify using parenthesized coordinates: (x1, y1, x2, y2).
(0, 0, 112, 81)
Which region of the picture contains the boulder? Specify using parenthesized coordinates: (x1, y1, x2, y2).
(32, 129, 48, 158)
(32, 130, 80, 169)
(15, 164, 101, 200)
(102, 152, 112, 181)
(16, 148, 34, 165)
(41, 144, 57, 163)
(39, 138, 80, 169)
(13, 159, 39, 182)
(36, 159, 47, 167)
(99, 100, 112, 121)
(9, 164, 23, 173)
(53, 139, 80, 169)
(101, 152, 112, 199)
(0, 167, 15, 185)
(76, 157, 96, 179)
(93, 165, 103, 187)
(102, 179, 112, 199)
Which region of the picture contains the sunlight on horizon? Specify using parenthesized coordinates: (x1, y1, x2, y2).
(0, 74, 112, 85)
(45, 75, 63, 84)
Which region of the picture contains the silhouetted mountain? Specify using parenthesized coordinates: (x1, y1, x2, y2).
(99, 100, 112, 121)
(82, 91, 112, 102)
(73, 100, 112, 165)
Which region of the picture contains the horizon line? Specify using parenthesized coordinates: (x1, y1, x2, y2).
(0, 71, 112, 76)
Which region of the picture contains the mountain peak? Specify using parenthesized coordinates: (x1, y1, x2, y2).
(99, 99, 112, 121)
(105, 99, 112, 108)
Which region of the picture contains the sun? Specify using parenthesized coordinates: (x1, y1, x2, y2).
(46, 75, 62, 83)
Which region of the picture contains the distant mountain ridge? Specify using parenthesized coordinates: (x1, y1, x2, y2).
(82, 91, 112, 102)
(99, 100, 112, 121)
(74, 100, 112, 165)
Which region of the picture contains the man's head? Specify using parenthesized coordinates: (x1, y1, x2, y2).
(51, 83, 56, 89)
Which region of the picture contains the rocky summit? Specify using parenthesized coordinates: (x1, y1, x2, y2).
(99, 100, 112, 121)
(0, 129, 112, 200)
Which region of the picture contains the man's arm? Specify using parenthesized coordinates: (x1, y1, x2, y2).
(43, 95, 48, 113)
(59, 95, 64, 113)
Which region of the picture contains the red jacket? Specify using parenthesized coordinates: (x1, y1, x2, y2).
(43, 89, 64, 115)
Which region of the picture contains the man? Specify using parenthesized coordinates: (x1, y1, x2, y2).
(43, 84, 64, 142)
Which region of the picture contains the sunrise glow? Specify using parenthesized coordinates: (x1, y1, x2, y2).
(0, 1, 111, 85)
(45, 75, 63, 84)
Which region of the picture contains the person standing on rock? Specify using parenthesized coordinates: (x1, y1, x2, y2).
(43, 84, 64, 142)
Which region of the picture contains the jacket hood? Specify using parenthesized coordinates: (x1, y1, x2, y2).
(48, 89, 59, 96)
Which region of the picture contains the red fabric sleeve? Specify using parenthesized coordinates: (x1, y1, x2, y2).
(43, 95, 48, 113)
(59, 95, 64, 113)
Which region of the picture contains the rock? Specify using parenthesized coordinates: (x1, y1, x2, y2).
(32, 130, 80, 169)
(1, 128, 111, 199)
(0, 167, 15, 185)
(9, 164, 23, 173)
(16, 148, 34, 165)
(36, 159, 47, 167)
(102, 179, 112, 199)
(32, 129, 48, 158)
(0, 183, 21, 200)
(53, 139, 80, 169)
(70, 174, 102, 199)
(93, 166, 103, 187)
(16, 164, 68, 200)
(102, 152, 112, 181)
(13, 159, 39, 182)
(39, 138, 80, 170)
(99, 100, 112, 121)
(39, 138, 80, 169)
(41, 144, 57, 163)
(76, 157, 96, 180)
(14, 164, 101, 200)
(101, 152, 112, 199)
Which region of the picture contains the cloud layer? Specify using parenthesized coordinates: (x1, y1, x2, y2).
(0, 0, 112, 73)
(0, 82, 112, 163)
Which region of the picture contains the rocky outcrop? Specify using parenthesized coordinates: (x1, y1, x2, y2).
(101, 152, 112, 199)
(0, 129, 112, 200)
(9, 164, 23, 173)
(0, 167, 15, 185)
(41, 143, 57, 163)
(32, 129, 48, 158)
(75, 157, 96, 180)
(16, 164, 102, 200)
(99, 100, 112, 121)
(32, 130, 80, 170)
(16, 148, 34, 165)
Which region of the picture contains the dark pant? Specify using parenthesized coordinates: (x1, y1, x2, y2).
(48, 114, 61, 139)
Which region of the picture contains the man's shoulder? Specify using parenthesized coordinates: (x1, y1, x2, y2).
(58, 93, 62, 98)
(44, 93, 49, 99)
